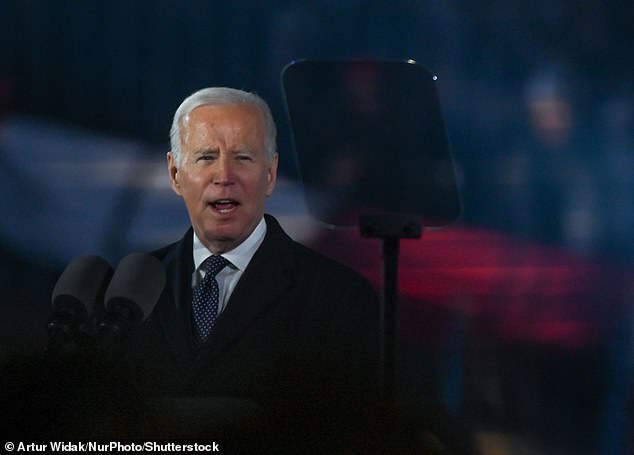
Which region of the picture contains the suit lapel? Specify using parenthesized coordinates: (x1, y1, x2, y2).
(156, 229, 196, 371)
(189, 215, 294, 369)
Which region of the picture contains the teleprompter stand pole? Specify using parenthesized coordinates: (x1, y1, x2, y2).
(359, 213, 422, 404)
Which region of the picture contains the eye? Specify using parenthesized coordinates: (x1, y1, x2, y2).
(236, 154, 254, 161)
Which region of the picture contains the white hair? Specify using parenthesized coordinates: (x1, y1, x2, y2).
(169, 87, 277, 166)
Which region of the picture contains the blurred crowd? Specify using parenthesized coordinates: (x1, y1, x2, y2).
(2, 0, 632, 262)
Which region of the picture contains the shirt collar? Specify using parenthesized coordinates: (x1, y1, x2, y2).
(193, 217, 267, 272)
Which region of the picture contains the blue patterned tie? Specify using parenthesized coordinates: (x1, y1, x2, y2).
(192, 255, 229, 346)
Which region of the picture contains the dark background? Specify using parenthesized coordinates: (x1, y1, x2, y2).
(1, 1, 633, 453)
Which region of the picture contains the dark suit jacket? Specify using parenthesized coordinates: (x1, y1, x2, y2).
(121, 214, 381, 445)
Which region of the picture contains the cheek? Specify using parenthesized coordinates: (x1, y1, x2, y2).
(257, 174, 274, 197)
(180, 165, 205, 184)
(178, 172, 206, 201)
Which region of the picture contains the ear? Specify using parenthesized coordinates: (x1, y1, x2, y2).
(167, 151, 182, 196)
(265, 153, 279, 197)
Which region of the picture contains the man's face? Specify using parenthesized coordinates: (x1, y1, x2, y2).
(168, 103, 278, 253)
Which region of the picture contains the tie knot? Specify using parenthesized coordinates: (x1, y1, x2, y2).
(200, 255, 229, 277)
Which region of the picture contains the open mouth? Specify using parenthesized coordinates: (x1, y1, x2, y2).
(210, 199, 240, 214)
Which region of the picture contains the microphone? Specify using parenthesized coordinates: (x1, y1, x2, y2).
(47, 255, 113, 351)
(97, 252, 166, 347)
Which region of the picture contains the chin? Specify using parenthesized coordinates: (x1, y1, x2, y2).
(200, 226, 241, 248)
(204, 228, 238, 243)
(198, 216, 257, 247)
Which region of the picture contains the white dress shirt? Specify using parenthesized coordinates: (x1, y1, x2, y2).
(191, 217, 267, 314)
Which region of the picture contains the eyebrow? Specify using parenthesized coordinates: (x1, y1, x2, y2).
(233, 148, 256, 155)
(192, 147, 259, 157)
(193, 148, 219, 156)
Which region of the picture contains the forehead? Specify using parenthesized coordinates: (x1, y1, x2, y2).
(181, 103, 265, 149)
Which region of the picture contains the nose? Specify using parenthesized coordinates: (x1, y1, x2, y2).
(212, 154, 235, 186)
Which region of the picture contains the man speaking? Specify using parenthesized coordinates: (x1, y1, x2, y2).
(124, 87, 382, 448)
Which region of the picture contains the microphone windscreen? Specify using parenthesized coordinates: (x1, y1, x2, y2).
(104, 253, 166, 324)
(51, 255, 114, 319)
